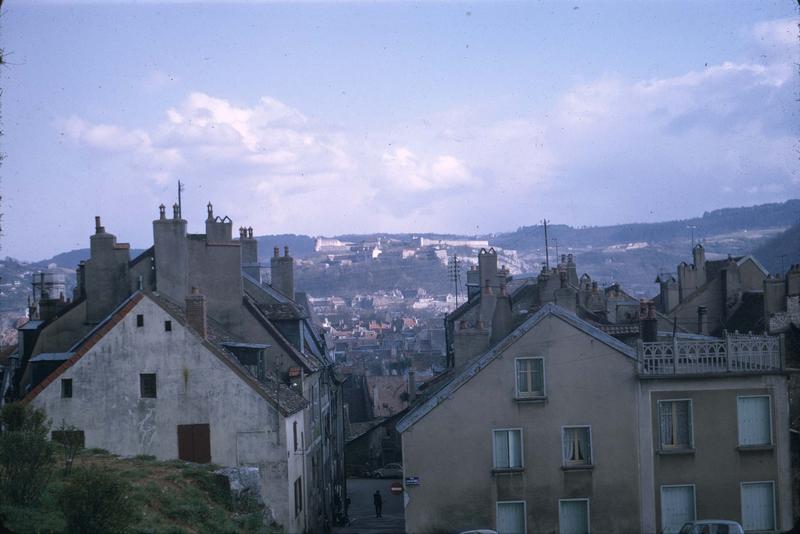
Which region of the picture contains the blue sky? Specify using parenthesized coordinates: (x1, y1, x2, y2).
(2, 1, 798, 260)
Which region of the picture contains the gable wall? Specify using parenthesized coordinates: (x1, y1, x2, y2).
(30, 297, 301, 529)
(402, 314, 641, 533)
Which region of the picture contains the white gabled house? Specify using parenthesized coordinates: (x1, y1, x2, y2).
(25, 290, 311, 533)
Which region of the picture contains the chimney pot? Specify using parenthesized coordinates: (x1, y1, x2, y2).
(158, 204, 166, 219)
(274, 247, 280, 257)
(284, 246, 290, 257)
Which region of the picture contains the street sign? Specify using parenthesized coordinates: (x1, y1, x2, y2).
(390, 482, 403, 495)
(404, 476, 420, 486)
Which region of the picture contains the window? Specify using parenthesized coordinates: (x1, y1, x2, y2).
(136, 314, 144, 327)
(737, 396, 771, 447)
(740, 481, 774, 532)
(293, 421, 299, 451)
(294, 476, 303, 517)
(140, 373, 157, 398)
(61, 379, 73, 398)
(658, 400, 692, 450)
(559, 499, 590, 534)
(164, 320, 172, 332)
(660, 485, 695, 534)
(496, 501, 526, 534)
(515, 358, 545, 398)
(493, 429, 522, 470)
(562, 426, 592, 467)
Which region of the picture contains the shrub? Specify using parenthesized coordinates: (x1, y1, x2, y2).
(60, 467, 137, 534)
(0, 403, 54, 504)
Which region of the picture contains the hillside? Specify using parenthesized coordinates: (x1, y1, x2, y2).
(752, 221, 800, 273)
(1, 448, 275, 534)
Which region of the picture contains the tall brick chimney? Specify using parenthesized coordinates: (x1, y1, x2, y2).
(186, 287, 207, 339)
(271, 246, 295, 299)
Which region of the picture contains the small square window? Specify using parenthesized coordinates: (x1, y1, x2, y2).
(164, 320, 172, 332)
(515, 358, 545, 398)
(136, 314, 144, 327)
(140, 373, 157, 398)
(493, 429, 523, 469)
(658, 400, 692, 450)
(61, 379, 73, 398)
(562, 427, 592, 466)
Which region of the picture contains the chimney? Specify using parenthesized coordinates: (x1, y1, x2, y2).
(186, 287, 208, 339)
(697, 306, 708, 336)
(490, 284, 513, 344)
(240, 226, 260, 283)
(479, 278, 497, 328)
(478, 248, 498, 293)
(407, 369, 416, 404)
(554, 270, 577, 313)
(639, 300, 658, 342)
(271, 245, 295, 299)
(94, 216, 105, 234)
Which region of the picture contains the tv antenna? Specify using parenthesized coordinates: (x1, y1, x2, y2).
(687, 225, 697, 248)
(449, 255, 462, 305)
(543, 219, 550, 270)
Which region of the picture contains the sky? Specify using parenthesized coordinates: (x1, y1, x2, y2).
(1, 0, 798, 260)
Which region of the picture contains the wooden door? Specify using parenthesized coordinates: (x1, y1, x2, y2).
(177, 424, 211, 463)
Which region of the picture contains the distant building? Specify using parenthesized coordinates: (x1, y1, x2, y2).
(398, 248, 792, 534)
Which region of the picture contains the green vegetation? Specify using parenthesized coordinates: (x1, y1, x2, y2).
(0, 404, 276, 534)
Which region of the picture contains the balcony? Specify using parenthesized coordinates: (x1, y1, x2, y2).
(638, 332, 784, 377)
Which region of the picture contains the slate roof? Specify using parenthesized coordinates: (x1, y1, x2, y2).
(397, 303, 636, 433)
(24, 291, 307, 416)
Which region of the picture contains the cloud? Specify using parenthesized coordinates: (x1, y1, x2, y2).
(57, 18, 798, 237)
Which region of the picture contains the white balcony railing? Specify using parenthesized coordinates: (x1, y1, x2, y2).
(638, 332, 783, 376)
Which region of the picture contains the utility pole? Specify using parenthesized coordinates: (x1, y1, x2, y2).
(543, 219, 550, 270)
(776, 254, 787, 274)
(687, 224, 697, 248)
(449, 255, 462, 306)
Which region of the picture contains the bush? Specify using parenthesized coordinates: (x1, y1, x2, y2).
(60, 467, 137, 534)
(0, 403, 54, 504)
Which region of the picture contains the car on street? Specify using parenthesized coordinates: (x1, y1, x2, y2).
(677, 520, 744, 534)
(370, 462, 403, 478)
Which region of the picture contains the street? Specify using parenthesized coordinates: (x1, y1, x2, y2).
(334, 477, 405, 534)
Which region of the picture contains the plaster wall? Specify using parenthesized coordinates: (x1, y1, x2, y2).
(402, 315, 641, 533)
(638, 375, 792, 533)
(31, 297, 301, 531)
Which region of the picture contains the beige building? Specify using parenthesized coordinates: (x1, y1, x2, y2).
(399, 249, 792, 534)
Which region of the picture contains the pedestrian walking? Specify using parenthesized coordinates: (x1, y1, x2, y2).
(373, 490, 383, 519)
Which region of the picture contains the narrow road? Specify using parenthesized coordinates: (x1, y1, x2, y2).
(334, 477, 405, 534)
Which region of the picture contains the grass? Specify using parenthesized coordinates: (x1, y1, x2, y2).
(2, 448, 281, 534)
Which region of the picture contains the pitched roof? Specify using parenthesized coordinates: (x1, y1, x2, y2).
(24, 291, 307, 416)
(397, 303, 636, 433)
(243, 295, 319, 373)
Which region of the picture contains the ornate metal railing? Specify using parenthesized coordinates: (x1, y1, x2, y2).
(638, 332, 783, 376)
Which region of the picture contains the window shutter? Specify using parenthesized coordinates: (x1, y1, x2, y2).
(741, 482, 774, 531)
(497, 502, 525, 534)
(660, 486, 694, 534)
(738, 397, 771, 446)
(559, 500, 589, 534)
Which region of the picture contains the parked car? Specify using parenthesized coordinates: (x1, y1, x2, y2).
(370, 463, 403, 478)
(678, 520, 744, 534)
(458, 530, 498, 534)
